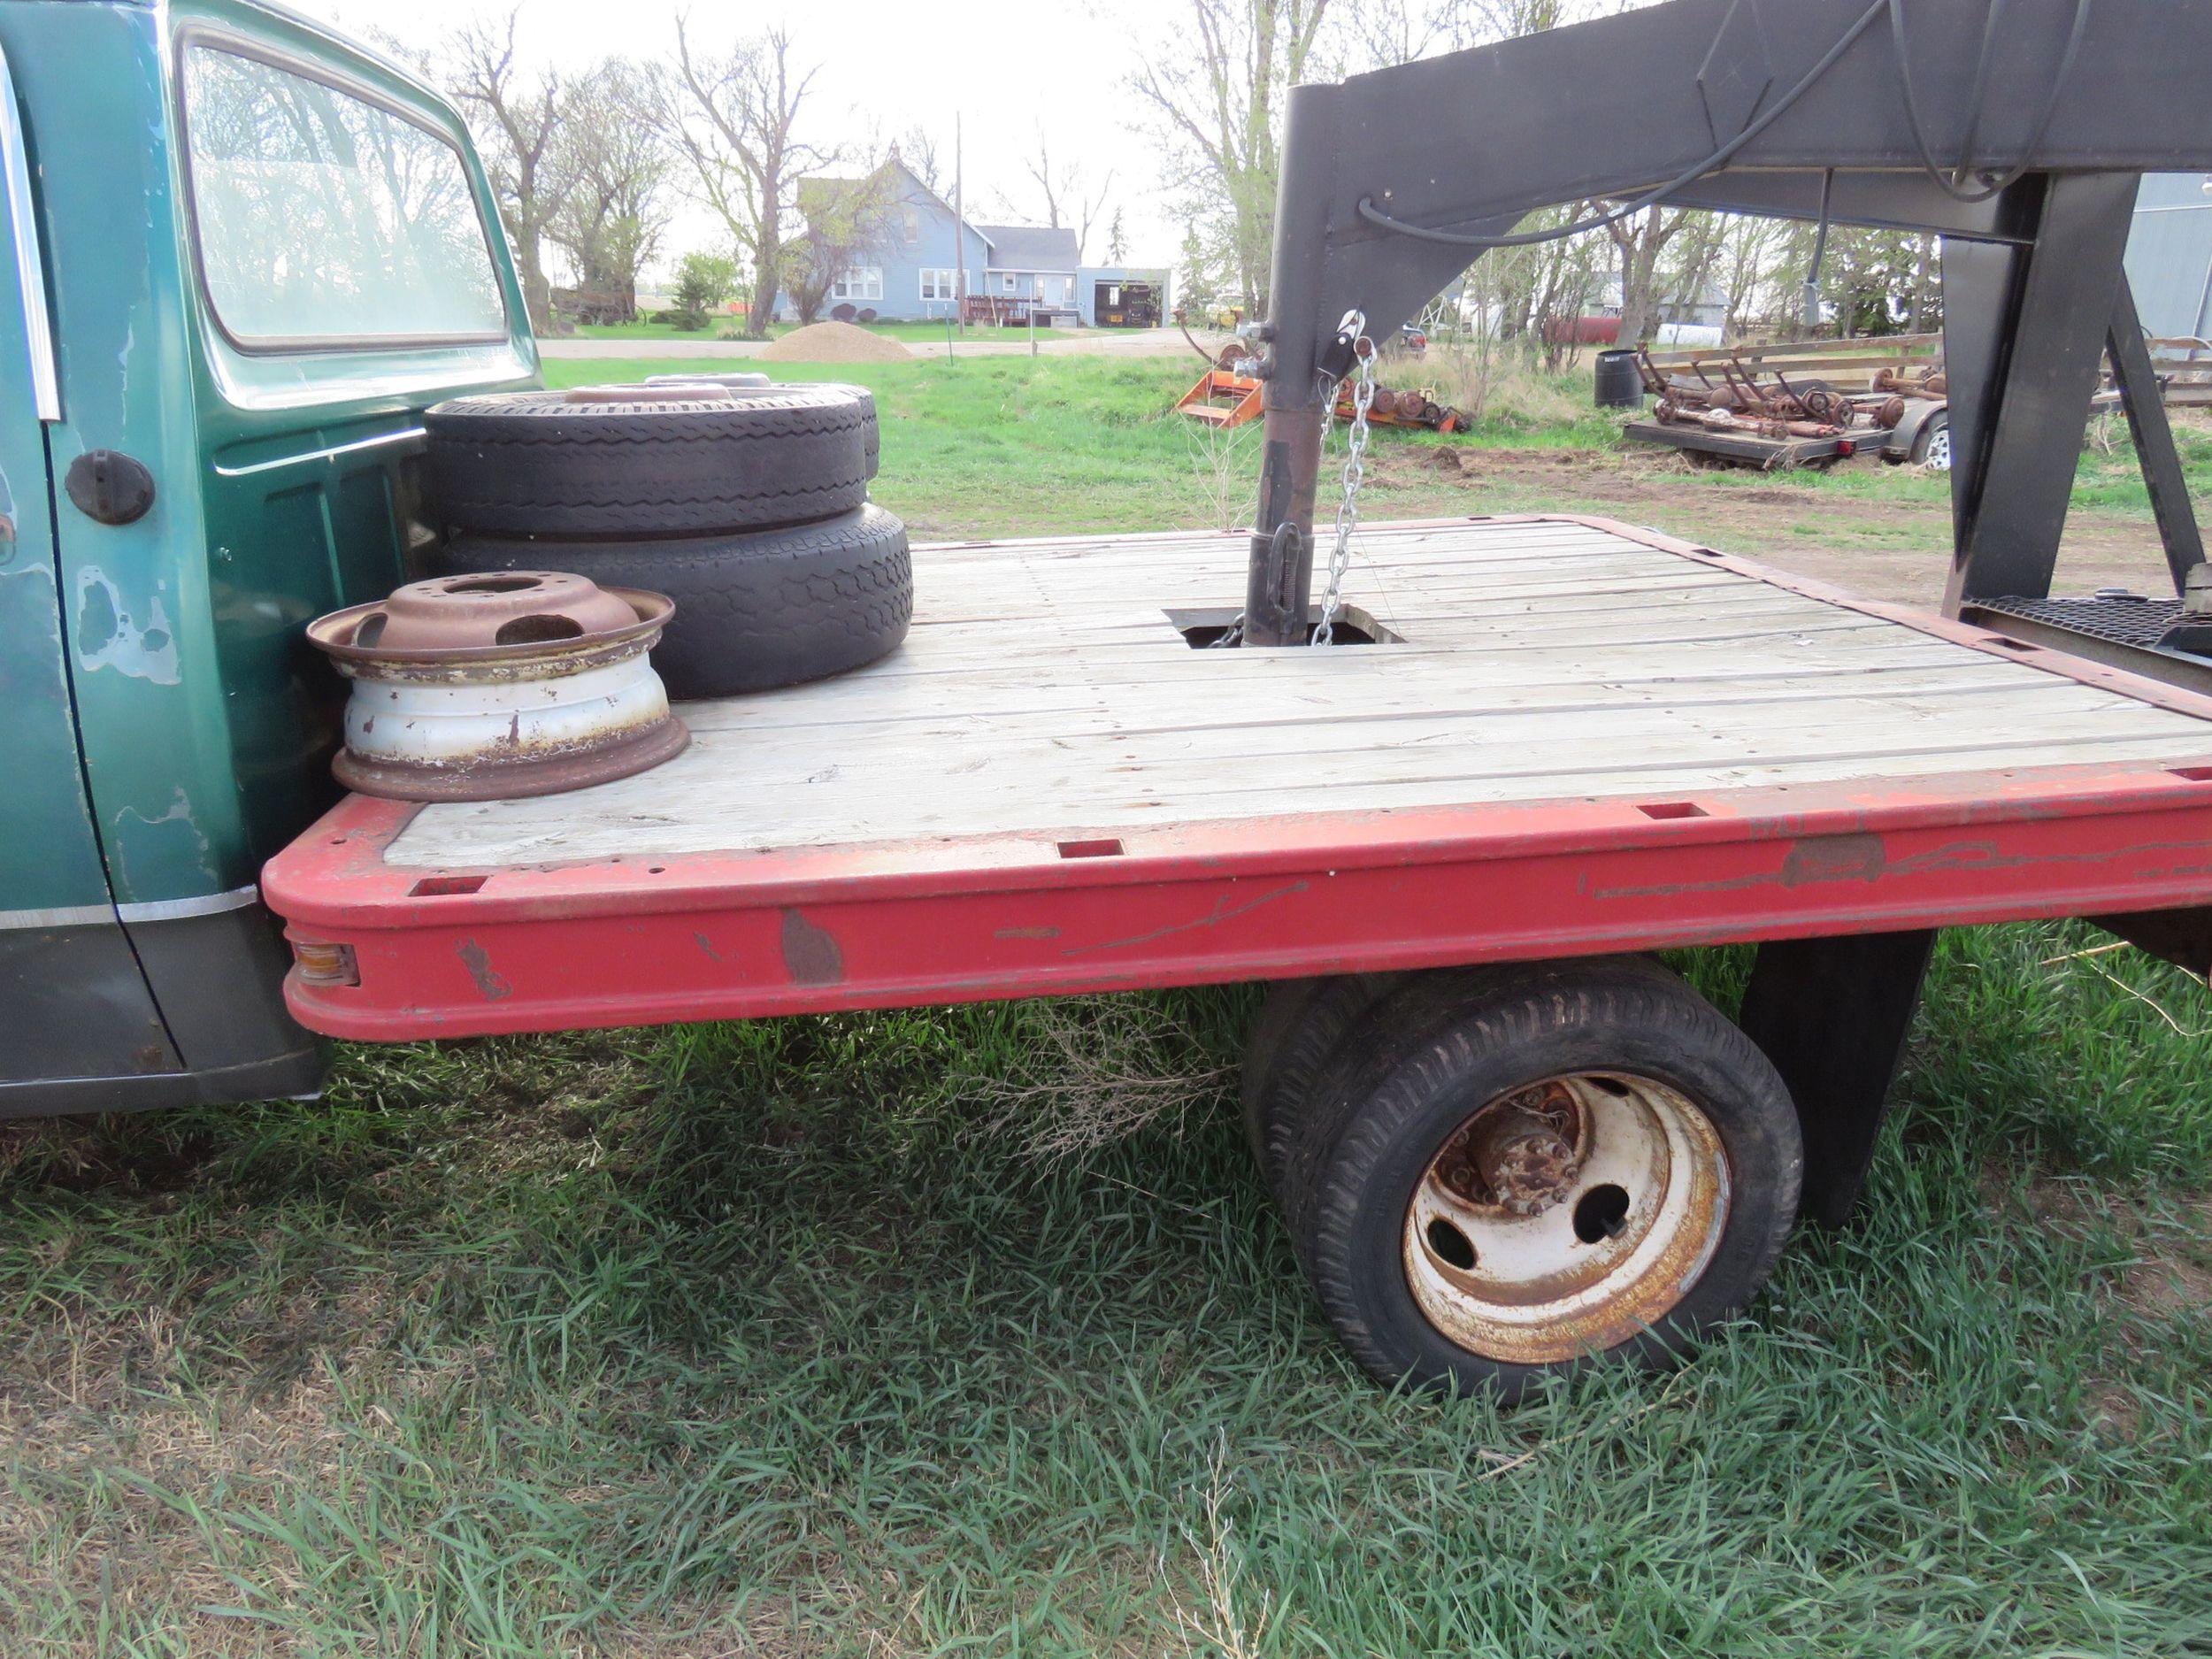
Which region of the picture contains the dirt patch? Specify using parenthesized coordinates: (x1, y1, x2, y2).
(2123, 1249, 2212, 1317)
(1389, 444, 2182, 610)
(759, 321, 912, 364)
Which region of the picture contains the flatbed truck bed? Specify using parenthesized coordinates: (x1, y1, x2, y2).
(263, 515, 2212, 1041)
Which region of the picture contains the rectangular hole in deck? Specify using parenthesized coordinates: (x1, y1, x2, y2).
(1057, 838, 1125, 859)
(1636, 802, 1709, 820)
(1164, 603, 1404, 649)
(2171, 766, 2212, 781)
(408, 874, 488, 896)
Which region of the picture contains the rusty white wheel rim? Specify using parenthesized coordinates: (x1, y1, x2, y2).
(1402, 1073, 1730, 1365)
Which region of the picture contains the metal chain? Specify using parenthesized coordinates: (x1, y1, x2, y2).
(1313, 341, 1376, 646)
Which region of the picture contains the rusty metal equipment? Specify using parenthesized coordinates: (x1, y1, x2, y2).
(1174, 339, 1469, 433)
(307, 572, 688, 803)
(1642, 345, 1934, 433)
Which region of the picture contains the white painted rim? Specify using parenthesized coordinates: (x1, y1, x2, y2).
(1402, 1073, 1732, 1365)
(1924, 424, 1952, 471)
(342, 651, 672, 766)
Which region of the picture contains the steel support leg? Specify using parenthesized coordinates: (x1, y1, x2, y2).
(1735, 929, 1936, 1229)
(1246, 81, 1340, 646)
(1945, 173, 2144, 611)
(2106, 275, 2206, 594)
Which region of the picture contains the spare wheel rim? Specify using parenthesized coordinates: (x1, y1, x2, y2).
(1402, 1072, 1732, 1365)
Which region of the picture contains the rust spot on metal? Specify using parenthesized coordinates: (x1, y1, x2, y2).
(695, 931, 729, 963)
(995, 925, 1061, 941)
(456, 938, 513, 1001)
(780, 909, 844, 986)
(1455, 1082, 1583, 1216)
(1780, 832, 1888, 887)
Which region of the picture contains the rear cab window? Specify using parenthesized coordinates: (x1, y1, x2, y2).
(179, 41, 508, 351)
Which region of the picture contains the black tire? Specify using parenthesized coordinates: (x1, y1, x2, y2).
(424, 385, 879, 538)
(1910, 410, 1952, 469)
(434, 505, 913, 698)
(1276, 957, 1801, 1400)
(1240, 974, 1403, 1188)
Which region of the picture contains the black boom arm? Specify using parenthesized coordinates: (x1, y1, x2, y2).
(1243, 0, 2212, 642)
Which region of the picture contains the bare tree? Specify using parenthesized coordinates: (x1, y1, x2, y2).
(1024, 130, 1113, 264)
(788, 164, 904, 325)
(1131, 0, 1333, 312)
(657, 22, 832, 339)
(895, 125, 945, 197)
(1346, 0, 1482, 67)
(1602, 203, 1690, 346)
(443, 8, 572, 329)
(549, 62, 670, 322)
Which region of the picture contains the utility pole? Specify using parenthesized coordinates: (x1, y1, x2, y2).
(954, 113, 966, 337)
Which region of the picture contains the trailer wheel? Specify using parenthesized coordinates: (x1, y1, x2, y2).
(1240, 974, 1404, 1187)
(1913, 411, 1952, 471)
(1279, 958, 1801, 1399)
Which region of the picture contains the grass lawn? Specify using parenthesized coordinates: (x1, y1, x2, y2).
(4, 357, 2210, 1656)
(572, 319, 1069, 346)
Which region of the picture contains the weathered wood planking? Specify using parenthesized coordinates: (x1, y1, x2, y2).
(388, 519, 2212, 869)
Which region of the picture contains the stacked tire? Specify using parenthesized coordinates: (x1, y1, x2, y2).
(419, 380, 912, 699)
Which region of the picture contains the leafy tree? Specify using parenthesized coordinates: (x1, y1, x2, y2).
(672, 250, 740, 318)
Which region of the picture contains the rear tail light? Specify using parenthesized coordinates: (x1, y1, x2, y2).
(292, 940, 359, 987)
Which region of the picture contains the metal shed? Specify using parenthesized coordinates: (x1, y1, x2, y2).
(2125, 173, 2212, 340)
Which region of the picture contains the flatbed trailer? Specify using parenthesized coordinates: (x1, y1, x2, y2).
(265, 513, 2212, 1041)
(262, 0, 2212, 1398)
(1621, 418, 1894, 469)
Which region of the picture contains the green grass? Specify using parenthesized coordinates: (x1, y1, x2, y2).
(541, 355, 2212, 542)
(572, 319, 1069, 345)
(547, 357, 1272, 539)
(4, 357, 2209, 1655)
(3, 928, 2208, 1655)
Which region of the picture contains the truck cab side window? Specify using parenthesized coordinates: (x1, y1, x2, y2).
(181, 45, 507, 349)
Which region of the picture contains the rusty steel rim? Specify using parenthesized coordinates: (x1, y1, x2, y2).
(308, 572, 688, 802)
(1402, 1072, 1731, 1365)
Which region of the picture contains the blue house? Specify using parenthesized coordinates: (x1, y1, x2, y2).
(782, 157, 1080, 323)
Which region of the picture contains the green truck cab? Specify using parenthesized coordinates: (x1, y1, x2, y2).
(1, 0, 534, 1115)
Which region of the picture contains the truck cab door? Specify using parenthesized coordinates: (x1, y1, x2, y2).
(0, 44, 182, 1104)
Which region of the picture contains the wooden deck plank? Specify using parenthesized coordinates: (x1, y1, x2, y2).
(386, 518, 2212, 871)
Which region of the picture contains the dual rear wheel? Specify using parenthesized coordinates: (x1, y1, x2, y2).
(1244, 957, 1802, 1399)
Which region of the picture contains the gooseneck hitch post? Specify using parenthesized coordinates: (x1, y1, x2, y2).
(1236, 0, 2212, 641)
(1243, 82, 1342, 647)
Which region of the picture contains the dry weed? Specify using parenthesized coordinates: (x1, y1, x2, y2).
(966, 999, 1233, 1164)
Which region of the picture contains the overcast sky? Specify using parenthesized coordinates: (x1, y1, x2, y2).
(305, 0, 1185, 280)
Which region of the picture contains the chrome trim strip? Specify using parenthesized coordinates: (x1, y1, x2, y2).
(116, 886, 260, 923)
(0, 43, 60, 422)
(0, 903, 115, 930)
(213, 426, 426, 477)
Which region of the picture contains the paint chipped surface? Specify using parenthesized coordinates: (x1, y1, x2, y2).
(456, 938, 513, 1001)
(780, 910, 844, 986)
(110, 787, 219, 893)
(73, 567, 180, 684)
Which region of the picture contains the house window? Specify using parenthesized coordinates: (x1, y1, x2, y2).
(1001, 272, 1018, 295)
(919, 268, 961, 302)
(830, 267, 883, 303)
